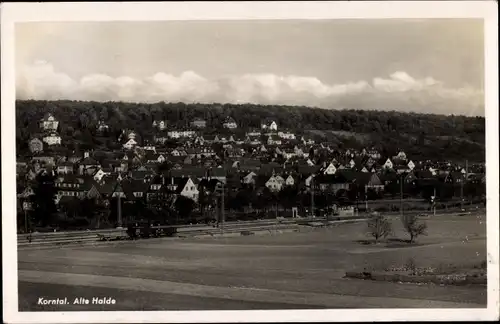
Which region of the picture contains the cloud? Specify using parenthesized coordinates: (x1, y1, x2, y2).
(16, 61, 484, 116)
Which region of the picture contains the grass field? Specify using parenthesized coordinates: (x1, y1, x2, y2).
(17, 213, 487, 311)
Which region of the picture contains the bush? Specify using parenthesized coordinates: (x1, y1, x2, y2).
(401, 214, 428, 243)
(366, 212, 392, 243)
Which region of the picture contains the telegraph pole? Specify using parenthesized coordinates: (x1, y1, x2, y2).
(310, 176, 315, 218)
(433, 187, 436, 217)
(400, 173, 404, 218)
(117, 194, 122, 228)
(221, 182, 225, 235)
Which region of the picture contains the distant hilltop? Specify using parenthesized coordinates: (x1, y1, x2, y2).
(15, 100, 485, 162)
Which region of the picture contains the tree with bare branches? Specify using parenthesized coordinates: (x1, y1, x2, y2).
(367, 212, 392, 243)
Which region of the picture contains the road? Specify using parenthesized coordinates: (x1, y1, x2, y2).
(18, 214, 487, 311)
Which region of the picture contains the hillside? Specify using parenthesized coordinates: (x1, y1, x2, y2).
(15, 100, 485, 162)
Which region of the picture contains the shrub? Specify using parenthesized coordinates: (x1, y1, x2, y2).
(366, 212, 392, 243)
(405, 257, 417, 275)
(401, 213, 428, 243)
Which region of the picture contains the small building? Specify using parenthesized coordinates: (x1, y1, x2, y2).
(42, 133, 62, 146)
(261, 120, 278, 131)
(97, 120, 109, 132)
(190, 118, 207, 129)
(223, 117, 238, 129)
(153, 120, 167, 130)
(39, 113, 59, 131)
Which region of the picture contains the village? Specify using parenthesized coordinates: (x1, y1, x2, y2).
(16, 111, 486, 231)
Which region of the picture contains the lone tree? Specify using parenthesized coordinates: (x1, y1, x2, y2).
(401, 214, 428, 243)
(367, 212, 392, 243)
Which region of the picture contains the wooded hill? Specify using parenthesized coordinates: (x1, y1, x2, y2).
(15, 100, 485, 162)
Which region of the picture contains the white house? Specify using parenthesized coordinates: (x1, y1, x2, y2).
(261, 121, 278, 131)
(278, 131, 295, 140)
(265, 175, 284, 192)
(40, 113, 59, 131)
(97, 120, 109, 131)
(285, 175, 295, 186)
(153, 120, 167, 130)
(123, 138, 138, 150)
(383, 158, 393, 170)
(177, 177, 199, 201)
(223, 117, 238, 129)
(394, 151, 407, 161)
(167, 130, 196, 138)
(42, 133, 62, 146)
(93, 168, 107, 182)
(322, 163, 337, 175)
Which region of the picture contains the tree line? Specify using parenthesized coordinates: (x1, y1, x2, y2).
(16, 100, 485, 162)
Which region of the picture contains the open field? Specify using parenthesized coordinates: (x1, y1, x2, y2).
(18, 213, 487, 311)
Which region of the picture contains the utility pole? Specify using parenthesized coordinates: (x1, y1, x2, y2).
(221, 182, 225, 235)
(24, 207, 28, 233)
(365, 191, 368, 212)
(310, 176, 315, 218)
(400, 173, 404, 218)
(433, 187, 436, 217)
(117, 194, 122, 228)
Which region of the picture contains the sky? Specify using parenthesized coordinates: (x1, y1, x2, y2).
(15, 19, 485, 116)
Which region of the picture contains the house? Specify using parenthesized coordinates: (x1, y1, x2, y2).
(42, 132, 62, 146)
(175, 177, 199, 201)
(393, 151, 408, 161)
(242, 172, 257, 185)
(97, 120, 109, 132)
(167, 129, 196, 139)
(265, 175, 285, 192)
(54, 175, 86, 199)
(301, 136, 315, 145)
(246, 130, 262, 137)
(261, 120, 278, 131)
(246, 135, 261, 146)
(40, 113, 59, 131)
(56, 161, 74, 175)
(285, 174, 296, 186)
(267, 135, 282, 146)
(79, 152, 100, 175)
(93, 168, 108, 182)
(277, 131, 295, 140)
(29, 138, 44, 153)
(123, 138, 138, 150)
(32, 155, 56, 166)
(319, 162, 337, 175)
(223, 117, 238, 129)
(153, 120, 167, 130)
(382, 158, 393, 170)
(190, 118, 207, 128)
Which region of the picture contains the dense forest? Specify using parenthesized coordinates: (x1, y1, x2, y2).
(15, 100, 486, 162)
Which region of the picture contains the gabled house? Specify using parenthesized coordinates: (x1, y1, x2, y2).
(123, 138, 138, 150)
(223, 117, 238, 129)
(79, 152, 101, 176)
(40, 113, 59, 131)
(261, 120, 278, 131)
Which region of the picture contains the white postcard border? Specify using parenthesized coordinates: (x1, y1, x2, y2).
(2, 1, 498, 323)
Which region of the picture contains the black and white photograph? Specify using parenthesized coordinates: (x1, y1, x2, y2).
(2, 1, 499, 323)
